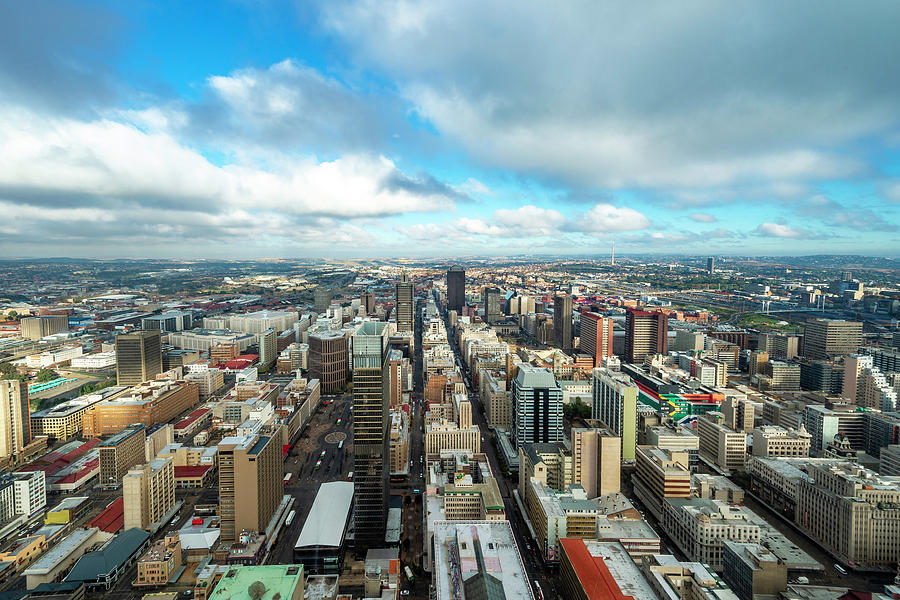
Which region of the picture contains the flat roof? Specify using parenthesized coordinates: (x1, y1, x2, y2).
(24, 528, 100, 575)
(565, 540, 657, 600)
(207, 565, 303, 600)
(294, 481, 353, 550)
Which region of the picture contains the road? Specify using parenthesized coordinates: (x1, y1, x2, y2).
(435, 292, 558, 600)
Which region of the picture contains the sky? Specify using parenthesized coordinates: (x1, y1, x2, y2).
(1, 0, 899, 259)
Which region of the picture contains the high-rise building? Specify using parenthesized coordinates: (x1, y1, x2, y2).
(0, 380, 30, 463)
(625, 308, 668, 364)
(553, 294, 573, 350)
(308, 331, 348, 394)
(802, 319, 862, 360)
(447, 267, 466, 313)
(361, 291, 375, 315)
(697, 412, 746, 473)
(99, 425, 147, 486)
(570, 426, 621, 498)
(20, 315, 69, 340)
(257, 328, 276, 370)
(707, 257, 715, 274)
(483, 287, 504, 324)
(395, 273, 414, 332)
(578, 312, 613, 366)
(314, 287, 331, 313)
(511, 365, 563, 449)
(591, 368, 638, 461)
(352, 322, 390, 547)
(115, 330, 162, 385)
(123, 456, 175, 530)
(217, 422, 283, 542)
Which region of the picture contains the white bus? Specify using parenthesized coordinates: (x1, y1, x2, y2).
(285, 510, 296, 527)
(347, 471, 354, 481)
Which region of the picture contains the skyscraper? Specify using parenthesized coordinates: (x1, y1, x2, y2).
(624, 308, 668, 364)
(314, 287, 331, 313)
(483, 287, 503, 324)
(803, 319, 863, 360)
(592, 368, 639, 461)
(707, 257, 715, 274)
(578, 312, 613, 366)
(0, 380, 30, 463)
(20, 315, 69, 341)
(116, 330, 163, 385)
(447, 267, 466, 313)
(352, 322, 390, 547)
(553, 294, 573, 350)
(257, 328, 276, 370)
(361, 290, 375, 315)
(395, 273, 414, 333)
(308, 331, 348, 394)
(512, 364, 563, 448)
(217, 422, 283, 542)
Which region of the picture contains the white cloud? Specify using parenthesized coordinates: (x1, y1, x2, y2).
(576, 204, 651, 233)
(689, 213, 717, 223)
(754, 222, 814, 239)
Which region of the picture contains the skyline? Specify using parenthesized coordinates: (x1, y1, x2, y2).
(1, 1, 900, 258)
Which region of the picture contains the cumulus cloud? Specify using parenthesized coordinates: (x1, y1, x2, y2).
(571, 204, 651, 233)
(321, 0, 898, 192)
(798, 195, 896, 232)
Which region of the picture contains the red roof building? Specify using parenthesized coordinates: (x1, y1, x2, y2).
(558, 538, 632, 600)
(89, 497, 124, 533)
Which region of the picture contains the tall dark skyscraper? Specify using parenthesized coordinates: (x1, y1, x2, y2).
(484, 287, 503, 324)
(624, 307, 668, 364)
(352, 322, 390, 548)
(395, 273, 414, 332)
(553, 294, 573, 350)
(707, 256, 715, 274)
(361, 290, 375, 315)
(116, 330, 163, 385)
(447, 267, 466, 313)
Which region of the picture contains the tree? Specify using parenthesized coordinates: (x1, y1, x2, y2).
(35, 369, 59, 383)
(248, 581, 267, 600)
(1, 362, 26, 382)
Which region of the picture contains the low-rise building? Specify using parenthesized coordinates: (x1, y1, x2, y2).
(721, 541, 788, 600)
(751, 425, 811, 457)
(133, 536, 182, 587)
(698, 412, 746, 473)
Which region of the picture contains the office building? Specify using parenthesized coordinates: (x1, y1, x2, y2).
(257, 328, 276, 370)
(751, 425, 811, 457)
(674, 330, 705, 352)
(625, 308, 668, 363)
(217, 422, 283, 542)
(721, 542, 787, 600)
(591, 367, 638, 461)
(308, 331, 348, 394)
(351, 322, 390, 547)
(480, 371, 511, 430)
(82, 379, 199, 437)
(141, 311, 192, 332)
(207, 310, 299, 335)
(115, 331, 163, 385)
(799, 359, 844, 394)
(633, 445, 691, 520)
(20, 316, 68, 340)
(134, 535, 182, 586)
(707, 256, 715, 274)
(802, 319, 862, 360)
(558, 539, 657, 600)
(578, 312, 613, 366)
(361, 290, 375, 315)
(314, 287, 331, 313)
(663, 498, 761, 570)
(570, 426, 620, 498)
(553, 294, 573, 350)
(395, 273, 414, 332)
(206, 565, 305, 600)
(483, 287, 504, 324)
(512, 365, 563, 449)
(518, 442, 572, 498)
(698, 412, 746, 473)
(425, 420, 480, 454)
(795, 462, 900, 567)
(0, 380, 31, 463)
(99, 425, 147, 486)
(881, 445, 900, 476)
(446, 267, 465, 313)
(123, 456, 175, 530)
(720, 394, 755, 433)
(645, 425, 700, 469)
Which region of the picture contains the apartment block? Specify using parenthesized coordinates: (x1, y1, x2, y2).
(99, 425, 147, 486)
(1, 380, 32, 463)
(591, 367, 638, 461)
(578, 312, 613, 366)
(570, 426, 620, 498)
(802, 319, 862, 360)
(632, 445, 691, 520)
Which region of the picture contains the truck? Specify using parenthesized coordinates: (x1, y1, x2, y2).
(404, 566, 414, 582)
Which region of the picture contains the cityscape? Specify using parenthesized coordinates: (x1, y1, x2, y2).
(2, 3, 900, 600)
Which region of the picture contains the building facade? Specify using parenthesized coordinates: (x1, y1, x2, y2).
(115, 331, 163, 385)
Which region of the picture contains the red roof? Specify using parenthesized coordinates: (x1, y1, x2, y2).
(560, 538, 632, 600)
(234, 354, 259, 361)
(174, 465, 212, 478)
(55, 459, 99, 485)
(175, 408, 210, 430)
(223, 359, 253, 370)
(89, 497, 124, 533)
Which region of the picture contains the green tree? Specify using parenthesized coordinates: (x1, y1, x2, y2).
(35, 369, 60, 383)
(0, 362, 26, 381)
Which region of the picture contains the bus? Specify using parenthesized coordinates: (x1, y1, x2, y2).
(283, 473, 293, 486)
(347, 472, 353, 480)
(533, 581, 544, 600)
(404, 566, 414, 582)
(285, 510, 296, 527)
(834, 563, 848, 575)
(338, 440, 344, 450)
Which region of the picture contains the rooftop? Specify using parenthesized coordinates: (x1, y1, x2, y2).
(561, 539, 657, 600)
(207, 565, 303, 600)
(294, 481, 354, 550)
(24, 529, 100, 576)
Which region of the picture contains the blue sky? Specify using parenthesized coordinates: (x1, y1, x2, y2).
(0, 0, 898, 259)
